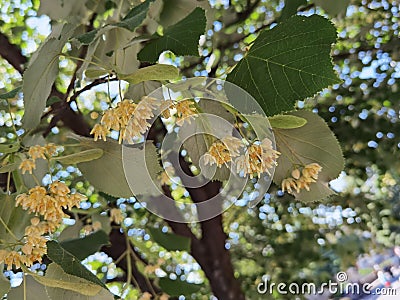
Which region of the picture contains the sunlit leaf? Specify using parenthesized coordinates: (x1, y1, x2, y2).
(84, 68, 110, 79)
(124, 80, 161, 100)
(119, 64, 179, 84)
(269, 114, 307, 129)
(227, 15, 340, 116)
(7, 276, 49, 300)
(182, 100, 235, 181)
(52, 149, 104, 165)
(75, 0, 154, 45)
(0, 162, 18, 173)
(46, 285, 113, 300)
(38, 0, 89, 22)
(92, 27, 141, 74)
(72, 135, 162, 198)
(22, 23, 76, 130)
(0, 265, 10, 299)
(31, 263, 101, 296)
(0, 142, 20, 154)
(1, 193, 32, 243)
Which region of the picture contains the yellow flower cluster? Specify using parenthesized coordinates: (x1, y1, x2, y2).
(203, 137, 242, 167)
(16, 181, 85, 221)
(91, 97, 160, 143)
(159, 165, 175, 186)
(203, 136, 280, 178)
(174, 100, 197, 125)
(0, 217, 53, 270)
(18, 143, 58, 174)
(110, 208, 124, 224)
(83, 220, 102, 234)
(281, 163, 323, 194)
(143, 258, 166, 275)
(160, 99, 197, 125)
(139, 291, 169, 299)
(0, 181, 87, 270)
(91, 98, 198, 143)
(235, 138, 280, 178)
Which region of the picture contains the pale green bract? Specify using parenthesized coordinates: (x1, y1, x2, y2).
(273, 111, 344, 202)
(22, 23, 77, 130)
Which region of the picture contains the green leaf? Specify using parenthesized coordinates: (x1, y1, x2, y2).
(269, 114, 307, 129)
(38, 0, 89, 22)
(76, 0, 154, 45)
(7, 276, 49, 300)
(92, 213, 112, 235)
(158, 278, 202, 297)
(99, 191, 118, 203)
(90, 26, 141, 75)
(148, 228, 191, 251)
(115, 0, 155, 31)
(32, 263, 102, 296)
(75, 29, 98, 45)
(60, 230, 109, 260)
(52, 149, 104, 165)
(46, 241, 107, 289)
(0, 86, 21, 99)
(46, 285, 113, 300)
(46, 96, 61, 106)
(84, 68, 110, 78)
(159, 0, 212, 28)
(1, 194, 32, 242)
(119, 64, 179, 84)
(273, 110, 344, 202)
(73, 137, 132, 198)
(0, 141, 20, 153)
(138, 7, 206, 62)
(314, 0, 350, 17)
(22, 23, 77, 130)
(181, 99, 235, 181)
(226, 15, 340, 116)
(280, 0, 307, 21)
(241, 113, 275, 141)
(72, 135, 162, 198)
(8, 269, 113, 300)
(58, 220, 83, 242)
(124, 80, 161, 100)
(77, 37, 102, 79)
(0, 264, 10, 298)
(0, 162, 19, 173)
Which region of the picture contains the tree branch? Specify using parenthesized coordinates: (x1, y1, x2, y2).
(101, 228, 160, 294)
(0, 32, 27, 74)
